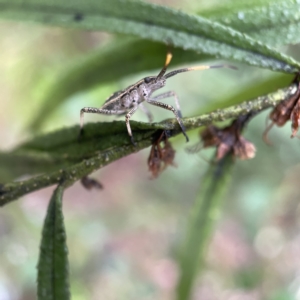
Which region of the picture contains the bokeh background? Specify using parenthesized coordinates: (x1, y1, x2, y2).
(1, 0, 300, 299)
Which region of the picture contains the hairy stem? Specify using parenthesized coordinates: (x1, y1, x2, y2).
(0, 84, 296, 206)
(0, 141, 149, 206)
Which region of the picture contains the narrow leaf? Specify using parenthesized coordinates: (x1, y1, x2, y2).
(176, 154, 234, 300)
(203, 0, 300, 46)
(37, 184, 70, 300)
(0, 0, 299, 73)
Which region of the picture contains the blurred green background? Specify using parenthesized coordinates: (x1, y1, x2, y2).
(1, 0, 300, 299)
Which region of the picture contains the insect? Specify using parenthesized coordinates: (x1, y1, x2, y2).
(80, 52, 236, 144)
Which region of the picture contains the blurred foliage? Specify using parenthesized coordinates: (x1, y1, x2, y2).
(0, 0, 300, 300)
(177, 154, 235, 300)
(37, 184, 70, 300)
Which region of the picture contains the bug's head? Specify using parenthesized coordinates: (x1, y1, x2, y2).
(144, 75, 166, 90)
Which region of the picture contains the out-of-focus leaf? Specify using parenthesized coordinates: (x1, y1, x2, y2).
(176, 154, 234, 300)
(0, 120, 159, 181)
(201, 73, 293, 114)
(37, 184, 70, 300)
(0, 0, 299, 73)
(202, 0, 300, 46)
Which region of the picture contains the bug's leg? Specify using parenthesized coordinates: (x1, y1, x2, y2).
(150, 91, 182, 118)
(139, 103, 153, 123)
(147, 99, 189, 142)
(79, 107, 89, 138)
(79, 107, 124, 138)
(125, 106, 139, 145)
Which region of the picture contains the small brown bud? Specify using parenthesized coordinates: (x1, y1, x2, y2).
(148, 131, 176, 178)
(187, 113, 256, 161)
(264, 76, 300, 142)
(81, 176, 103, 190)
(290, 100, 300, 138)
(233, 136, 256, 160)
(148, 147, 162, 178)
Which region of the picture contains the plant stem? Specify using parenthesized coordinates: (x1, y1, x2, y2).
(0, 84, 296, 205)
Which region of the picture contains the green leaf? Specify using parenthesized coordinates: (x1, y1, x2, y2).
(176, 154, 234, 300)
(37, 184, 70, 300)
(202, 0, 300, 46)
(0, 119, 161, 184)
(0, 0, 299, 73)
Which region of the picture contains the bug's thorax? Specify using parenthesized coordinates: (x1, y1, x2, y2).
(140, 75, 166, 99)
(120, 76, 166, 109)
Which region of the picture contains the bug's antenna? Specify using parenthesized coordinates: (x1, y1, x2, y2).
(165, 64, 237, 79)
(156, 51, 173, 82)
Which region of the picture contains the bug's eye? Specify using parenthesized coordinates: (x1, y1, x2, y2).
(144, 77, 152, 83)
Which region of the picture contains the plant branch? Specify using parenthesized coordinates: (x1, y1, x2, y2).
(0, 0, 299, 73)
(0, 83, 296, 206)
(165, 83, 297, 130)
(0, 141, 150, 206)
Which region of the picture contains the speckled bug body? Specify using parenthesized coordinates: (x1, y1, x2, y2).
(80, 52, 236, 144)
